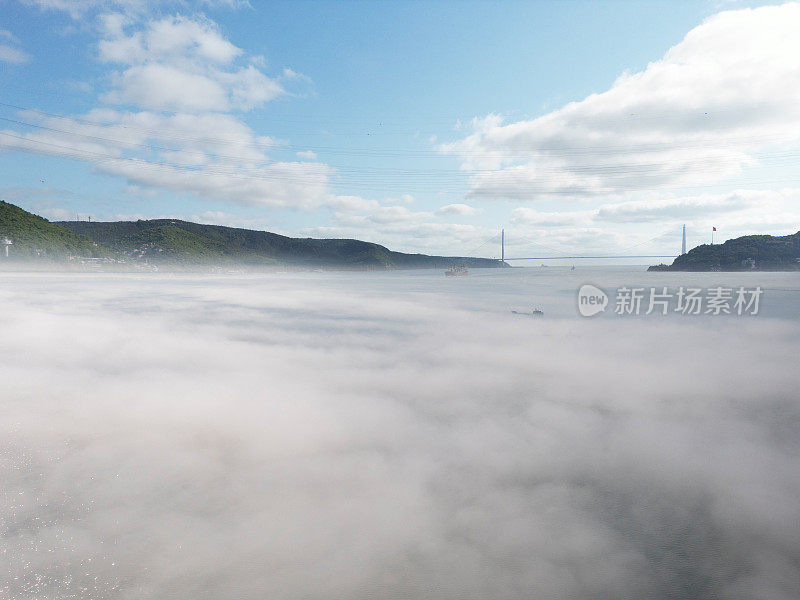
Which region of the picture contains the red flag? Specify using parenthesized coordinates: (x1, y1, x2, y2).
(712, 227, 717, 231)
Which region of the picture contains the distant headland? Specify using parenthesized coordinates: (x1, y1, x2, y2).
(648, 230, 800, 272)
(0, 200, 506, 270)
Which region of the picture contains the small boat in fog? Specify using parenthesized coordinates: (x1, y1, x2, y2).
(445, 265, 468, 277)
(512, 307, 544, 317)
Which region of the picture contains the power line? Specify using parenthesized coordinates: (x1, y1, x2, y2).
(3, 101, 800, 159)
(5, 128, 800, 196)
(5, 115, 800, 189)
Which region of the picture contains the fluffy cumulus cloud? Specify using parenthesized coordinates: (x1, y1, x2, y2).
(98, 14, 282, 113)
(440, 3, 800, 201)
(2, 273, 800, 599)
(0, 9, 336, 210)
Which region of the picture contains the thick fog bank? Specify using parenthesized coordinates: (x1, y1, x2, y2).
(2, 271, 800, 600)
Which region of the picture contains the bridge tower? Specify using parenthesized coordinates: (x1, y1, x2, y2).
(682, 224, 686, 255)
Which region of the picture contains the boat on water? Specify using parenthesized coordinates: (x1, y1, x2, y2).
(445, 265, 469, 277)
(512, 307, 544, 317)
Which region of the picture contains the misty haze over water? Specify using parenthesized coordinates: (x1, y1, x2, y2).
(2, 267, 800, 599)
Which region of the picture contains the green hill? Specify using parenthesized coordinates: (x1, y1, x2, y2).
(58, 218, 504, 269)
(0, 201, 106, 260)
(0, 200, 505, 269)
(649, 230, 800, 271)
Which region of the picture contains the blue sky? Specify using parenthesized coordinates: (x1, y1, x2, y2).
(1, 0, 799, 260)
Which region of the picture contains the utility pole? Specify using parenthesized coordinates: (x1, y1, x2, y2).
(501, 229, 504, 265)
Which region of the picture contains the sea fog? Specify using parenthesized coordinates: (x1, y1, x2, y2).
(2, 267, 800, 599)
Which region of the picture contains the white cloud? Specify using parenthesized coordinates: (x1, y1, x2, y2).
(97, 14, 241, 65)
(0, 12, 325, 210)
(504, 188, 800, 255)
(510, 207, 593, 227)
(189, 209, 271, 229)
(281, 67, 311, 83)
(301, 221, 482, 254)
(345, 205, 433, 226)
(304, 202, 486, 254)
(144, 14, 241, 63)
(100, 158, 332, 209)
(0, 109, 333, 208)
(441, 3, 800, 201)
(324, 195, 380, 212)
(104, 63, 233, 112)
(508, 188, 800, 229)
(0, 29, 31, 64)
(98, 15, 285, 113)
(594, 190, 765, 223)
(296, 150, 317, 160)
(32, 205, 76, 221)
(436, 203, 477, 216)
(0, 44, 31, 64)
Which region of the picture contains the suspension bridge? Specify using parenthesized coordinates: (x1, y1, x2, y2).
(467, 226, 685, 263)
(503, 255, 678, 260)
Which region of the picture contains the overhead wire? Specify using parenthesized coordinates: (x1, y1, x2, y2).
(2, 101, 800, 159)
(3, 100, 800, 198)
(4, 113, 800, 190)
